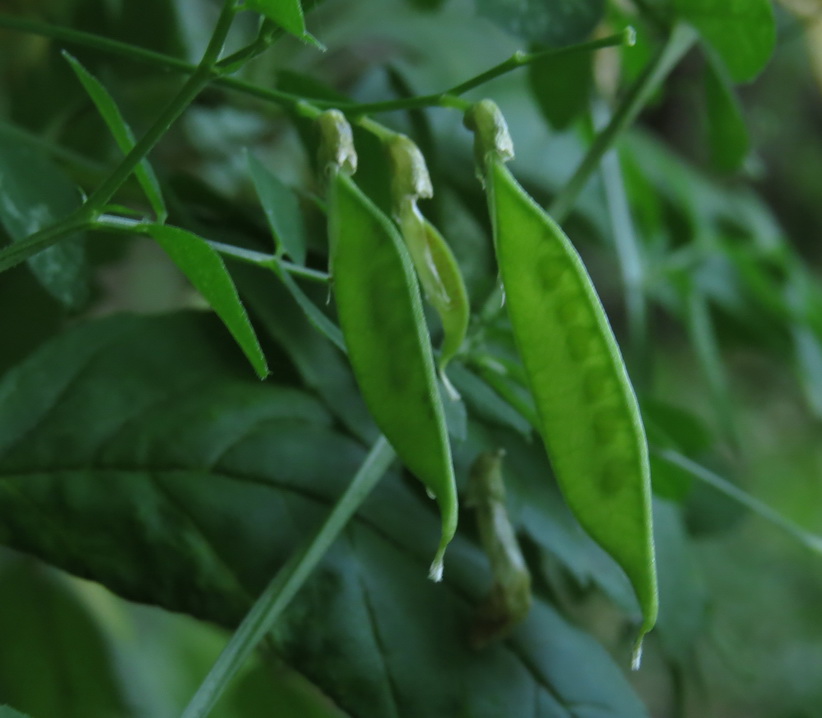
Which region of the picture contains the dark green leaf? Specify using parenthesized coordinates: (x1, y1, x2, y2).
(675, 0, 775, 82)
(0, 707, 33, 718)
(0, 312, 647, 717)
(247, 152, 307, 265)
(242, 0, 324, 48)
(528, 49, 592, 130)
(703, 56, 749, 172)
(143, 224, 268, 378)
(0, 125, 89, 308)
(475, 0, 605, 47)
(652, 499, 707, 663)
(0, 560, 131, 717)
(63, 52, 167, 222)
(234, 263, 377, 443)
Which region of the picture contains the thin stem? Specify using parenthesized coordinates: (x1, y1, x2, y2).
(0, 2, 239, 274)
(93, 217, 331, 283)
(83, 0, 237, 214)
(447, 29, 633, 97)
(653, 448, 822, 555)
(0, 217, 94, 273)
(549, 22, 697, 223)
(181, 435, 396, 718)
(205, 240, 330, 283)
(0, 14, 633, 118)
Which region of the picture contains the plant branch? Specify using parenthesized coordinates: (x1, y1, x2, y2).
(548, 22, 697, 223)
(181, 435, 396, 718)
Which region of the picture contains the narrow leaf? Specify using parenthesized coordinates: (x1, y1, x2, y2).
(64, 52, 167, 222)
(247, 152, 307, 264)
(143, 224, 268, 378)
(242, 0, 324, 48)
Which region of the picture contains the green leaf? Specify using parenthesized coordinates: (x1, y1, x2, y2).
(703, 55, 749, 172)
(0, 560, 130, 718)
(475, 0, 605, 47)
(675, 0, 776, 82)
(142, 224, 268, 378)
(652, 499, 707, 664)
(242, 0, 324, 48)
(63, 52, 167, 222)
(0, 124, 89, 308)
(0, 707, 33, 718)
(528, 49, 592, 130)
(247, 152, 307, 265)
(0, 312, 648, 717)
(234, 263, 377, 443)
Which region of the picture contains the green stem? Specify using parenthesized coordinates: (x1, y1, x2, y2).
(653, 448, 822, 555)
(84, 1, 236, 213)
(93, 216, 331, 283)
(549, 22, 697, 223)
(205, 240, 330, 283)
(0, 2, 238, 274)
(447, 29, 633, 97)
(0, 14, 632, 118)
(181, 435, 396, 718)
(0, 216, 93, 273)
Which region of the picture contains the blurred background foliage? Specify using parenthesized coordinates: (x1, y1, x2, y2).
(2, 0, 822, 716)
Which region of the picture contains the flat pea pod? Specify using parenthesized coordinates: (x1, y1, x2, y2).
(466, 100, 657, 663)
(325, 130, 457, 580)
(387, 135, 470, 381)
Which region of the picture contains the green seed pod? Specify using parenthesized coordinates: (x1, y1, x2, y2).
(466, 449, 532, 648)
(466, 99, 658, 665)
(326, 162, 458, 581)
(386, 134, 470, 380)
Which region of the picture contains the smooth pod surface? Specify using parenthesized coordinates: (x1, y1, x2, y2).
(396, 199, 470, 373)
(328, 170, 457, 579)
(487, 157, 658, 646)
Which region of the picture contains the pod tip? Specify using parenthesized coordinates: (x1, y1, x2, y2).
(631, 637, 644, 671)
(428, 555, 444, 582)
(623, 26, 637, 48)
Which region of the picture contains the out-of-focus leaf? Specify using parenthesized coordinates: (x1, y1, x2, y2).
(792, 324, 822, 418)
(475, 0, 605, 47)
(0, 313, 649, 717)
(448, 363, 534, 437)
(270, 262, 344, 351)
(234, 263, 377, 443)
(675, 0, 776, 82)
(63, 52, 167, 222)
(142, 224, 268, 378)
(652, 499, 707, 663)
(0, 124, 89, 308)
(242, 0, 324, 48)
(0, 560, 131, 718)
(528, 49, 592, 130)
(703, 55, 749, 172)
(0, 707, 33, 718)
(247, 152, 307, 265)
